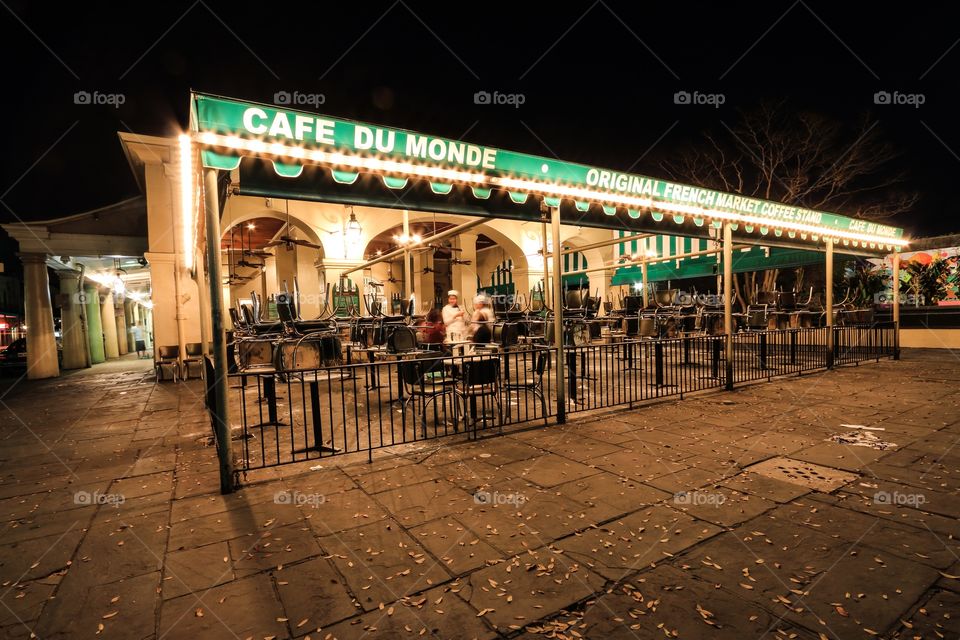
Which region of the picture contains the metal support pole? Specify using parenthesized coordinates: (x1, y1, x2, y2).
(825, 239, 834, 369)
(892, 251, 901, 360)
(550, 206, 566, 423)
(723, 223, 734, 390)
(203, 168, 235, 494)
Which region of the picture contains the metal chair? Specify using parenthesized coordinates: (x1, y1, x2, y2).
(182, 342, 204, 380)
(155, 346, 180, 383)
(400, 357, 461, 437)
(460, 357, 503, 433)
(504, 348, 549, 424)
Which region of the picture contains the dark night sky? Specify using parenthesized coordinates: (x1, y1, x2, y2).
(1, 0, 956, 238)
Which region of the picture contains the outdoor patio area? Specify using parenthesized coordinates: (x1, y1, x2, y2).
(1, 351, 958, 640)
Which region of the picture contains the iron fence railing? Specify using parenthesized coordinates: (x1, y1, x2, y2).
(223, 322, 896, 475)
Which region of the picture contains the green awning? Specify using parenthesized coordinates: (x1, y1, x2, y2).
(190, 92, 905, 252)
(611, 247, 859, 285)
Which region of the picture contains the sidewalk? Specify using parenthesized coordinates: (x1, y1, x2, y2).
(1, 350, 958, 639)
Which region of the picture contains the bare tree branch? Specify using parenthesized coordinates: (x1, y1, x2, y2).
(661, 102, 916, 223)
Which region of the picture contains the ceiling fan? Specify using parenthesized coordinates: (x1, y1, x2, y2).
(450, 257, 472, 265)
(386, 265, 400, 283)
(264, 201, 323, 250)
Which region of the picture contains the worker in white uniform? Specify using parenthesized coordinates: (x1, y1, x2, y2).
(441, 290, 468, 344)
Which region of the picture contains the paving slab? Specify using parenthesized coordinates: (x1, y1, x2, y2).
(320, 582, 498, 639)
(2, 350, 959, 640)
(318, 518, 453, 611)
(556, 506, 722, 580)
(457, 545, 604, 633)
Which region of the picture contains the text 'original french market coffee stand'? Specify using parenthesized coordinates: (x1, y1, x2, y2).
(185, 92, 908, 493)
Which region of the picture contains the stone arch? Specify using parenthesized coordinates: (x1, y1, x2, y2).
(220, 207, 325, 261)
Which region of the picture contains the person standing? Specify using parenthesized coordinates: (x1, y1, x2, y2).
(441, 290, 468, 343)
(469, 295, 496, 343)
(131, 324, 146, 359)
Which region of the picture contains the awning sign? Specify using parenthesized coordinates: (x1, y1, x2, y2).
(192, 93, 904, 241)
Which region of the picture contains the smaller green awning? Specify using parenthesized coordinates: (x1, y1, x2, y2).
(612, 247, 857, 285)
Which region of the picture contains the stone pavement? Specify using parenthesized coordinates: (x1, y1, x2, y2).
(1, 350, 959, 640)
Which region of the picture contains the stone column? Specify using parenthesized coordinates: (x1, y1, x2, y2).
(115, 297, 128, 356)
(453, 233, 479, 311)
(20, 254, 59, 379)
(124, 300, 135, 352)
(510, 267, 530, 308)
(56, 270, 89, 370)
(100, 289, 120, 359)
(84, 283, 105, 363)
(588, 269, 616, 308)
(412, 250, 434, 313)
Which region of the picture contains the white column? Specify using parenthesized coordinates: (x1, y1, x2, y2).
(57, 270, 89, 370)
(124, 299, 136, 353)
(641, 260, 649, 308)
(456, 233, 479, 311)
(511, 268, 530, 307)
(115, 296, 128, 356)
(21, 254, 59, 379)
(101, 290, 120, 359)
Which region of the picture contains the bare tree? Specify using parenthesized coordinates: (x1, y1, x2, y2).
(662, 101, 917, 310)
(662, 101, 917, 221)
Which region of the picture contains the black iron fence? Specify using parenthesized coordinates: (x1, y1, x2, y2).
(225, 322, 896, 475)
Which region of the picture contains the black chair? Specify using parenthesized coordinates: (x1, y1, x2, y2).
(155, 345, 180, 382)
(182, 342, 204, 380)
(400, 358, 460, 437)
(460, 358, 503, 433)
(504, 349, 549, 424)
(387, 326, 419, 353)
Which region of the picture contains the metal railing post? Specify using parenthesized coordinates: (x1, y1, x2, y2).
(892, 251, 901, 360)
(203, 167, 235, 494)
(551, 206, 566, 423)
(825, 239, 834, 369)
(723, 223, 734, 390)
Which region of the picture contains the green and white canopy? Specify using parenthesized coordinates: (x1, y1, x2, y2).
(190, 92, 907, 254)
